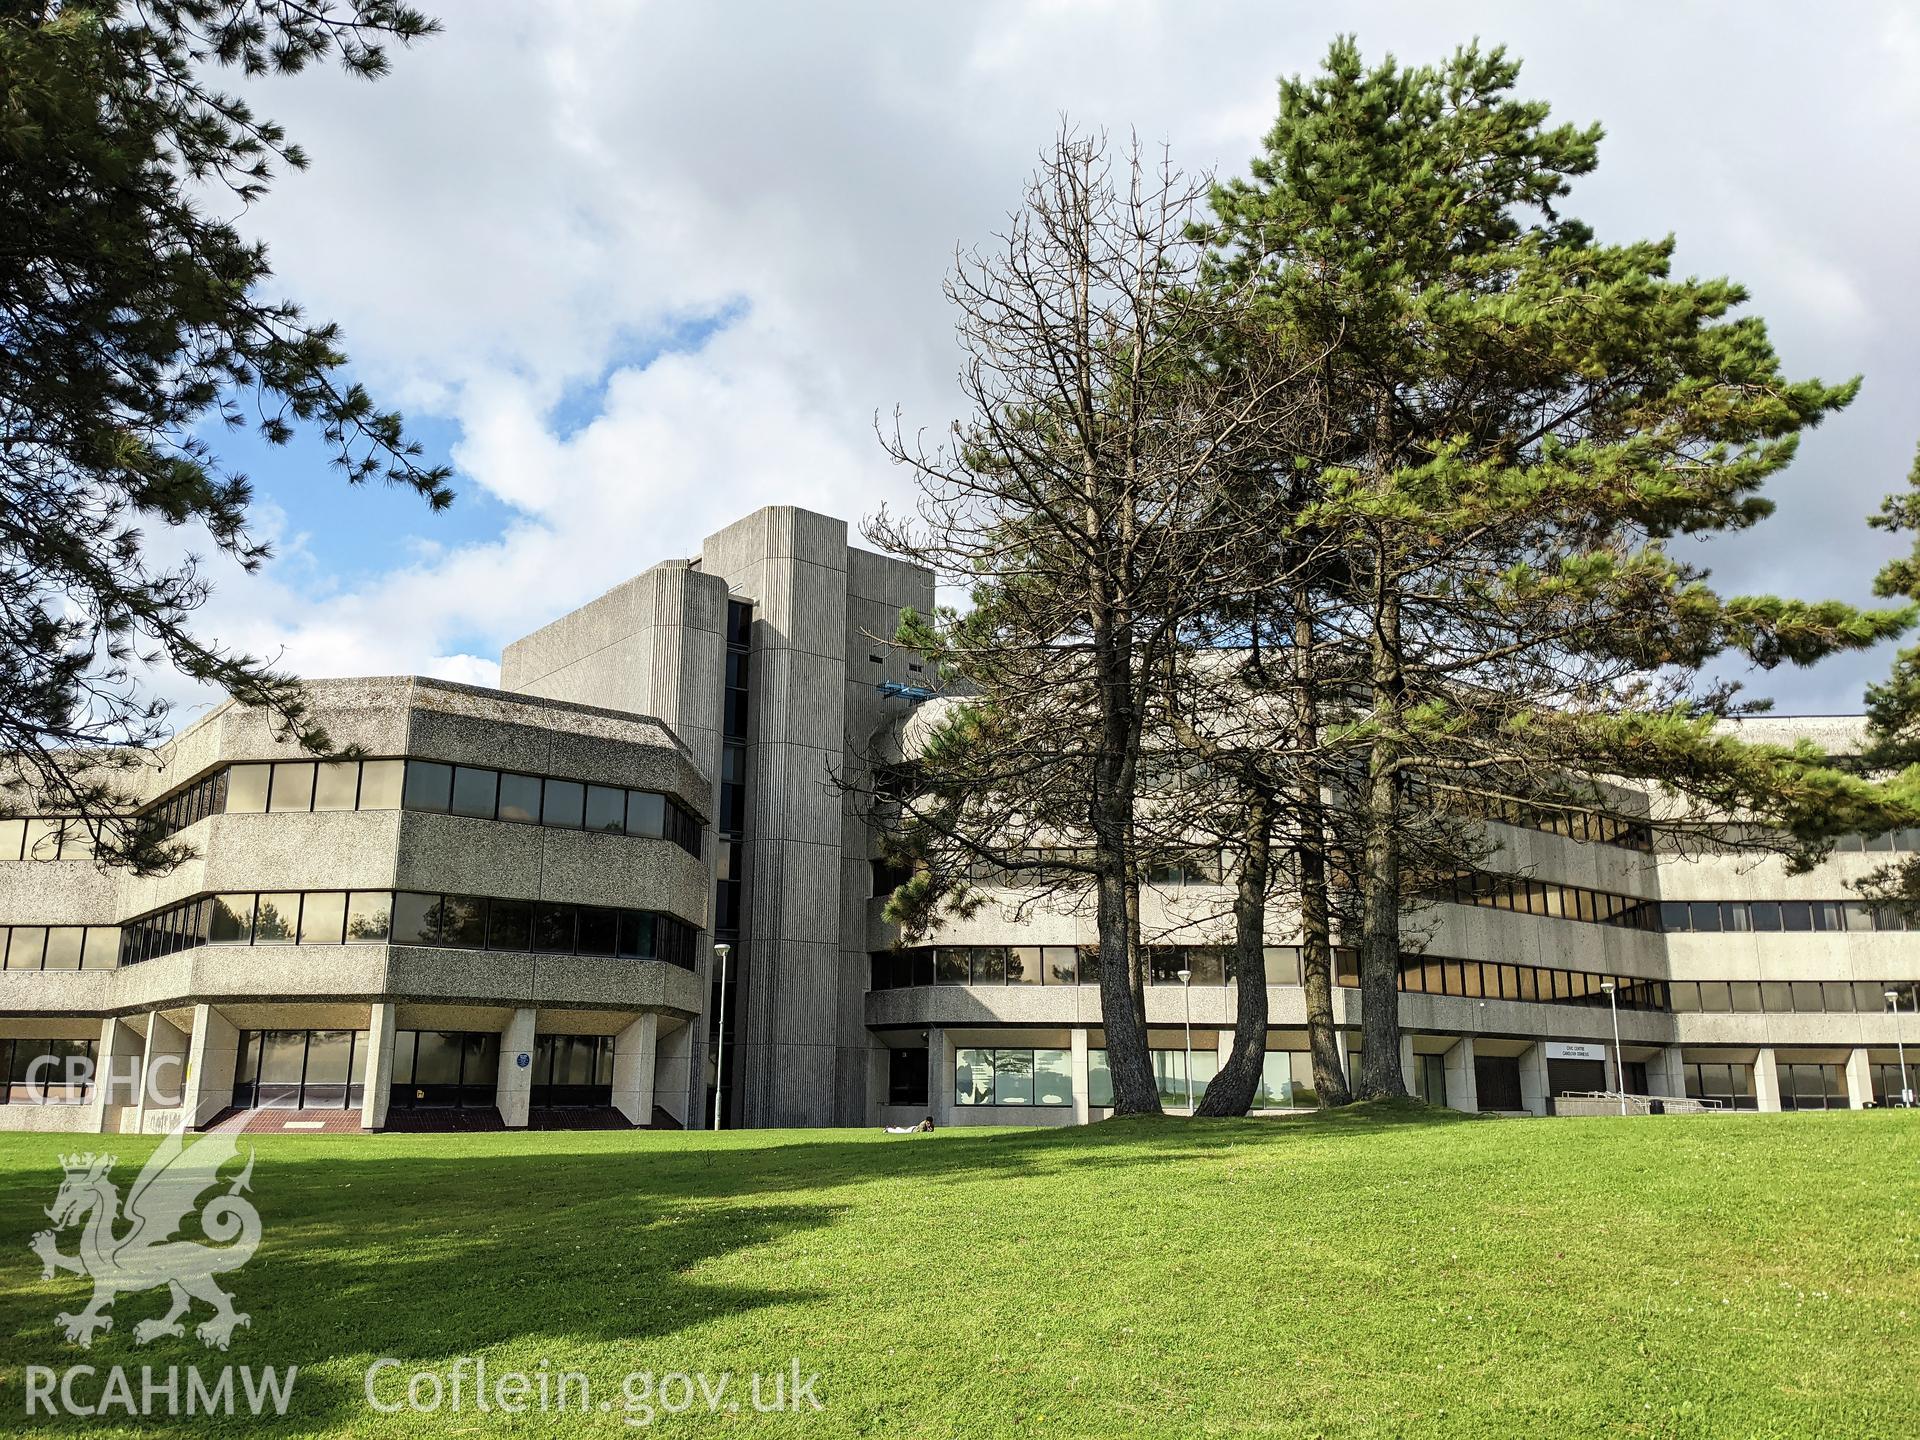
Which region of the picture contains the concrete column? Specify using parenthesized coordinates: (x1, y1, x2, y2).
(1399, 1036, 1416, 1095)
(1072, 1028, 1091, 1125)
(1442, 1037, 1479, 1114)
(1647, 1046, 1683, 1100)
(1519, 1043, 1551, 1117)
(1844, 1048, 1873, 1110)
(1333, 1030, 1353, 1090)
(1753, 1047, 1782, 1113)
(928, 1026, 952, 1126)
(132, 1012, 185, 1133)
(612, 1013, 660, 1127)
(182, 1004, 240, 1129)
(91, 1017, 143, 1134)
(496, 1007, 537, 1128)
(360, 1003, 396, 1131)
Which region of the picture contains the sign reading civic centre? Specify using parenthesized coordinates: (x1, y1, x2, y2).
(1544, 1041, 1608, 1062)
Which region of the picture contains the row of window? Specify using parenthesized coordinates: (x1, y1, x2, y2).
(947, 1047, 1327, 1111)
(0, 1037, 97, 1104)
(1670, 979, 1917, 1015)
(1402, 777, 1656, 852)
(137, 756, 702, 855)
(232, 1028, 367, 1110)
(390, 1029, 499, 1109)
(1428, 871, 1662, 931)
(1393, 955, 1667, 1010)
(871, 945, 1673, 1012)
(396, 760, 701, 856)
(1, 925, 124, 972)
(118, 890, 700, 969)
(0, 817, 97, 863)
(1660, 900, 1920, 934)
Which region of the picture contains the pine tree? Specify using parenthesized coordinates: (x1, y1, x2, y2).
(1203, 39, 1913, 1098)
(1, 2, 445, 869)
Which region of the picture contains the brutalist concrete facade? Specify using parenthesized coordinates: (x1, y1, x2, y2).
(504, 506, 934, 1127)
(0, 678, 710, 1133)
(4, 507, 1917, 1134)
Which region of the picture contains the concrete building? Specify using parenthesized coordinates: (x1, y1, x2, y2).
(2, 506, 1915, 1133)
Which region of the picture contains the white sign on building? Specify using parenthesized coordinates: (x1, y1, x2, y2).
(1544, 1041, 1608, 1063)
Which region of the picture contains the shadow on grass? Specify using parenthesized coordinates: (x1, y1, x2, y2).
(0, 1098, 1467, 1430)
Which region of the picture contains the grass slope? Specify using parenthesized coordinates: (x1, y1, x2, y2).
(0, 1104, 1914, 1436)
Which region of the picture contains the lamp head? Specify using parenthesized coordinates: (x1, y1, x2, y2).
(1888, 990, 1901, 1004)
(715, 942, 732, 962)
(1600, 980, 1616, 994)
(1177, 968, 1192, 984)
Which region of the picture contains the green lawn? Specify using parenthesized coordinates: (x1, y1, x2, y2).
(0, 1105, 1913, 1436)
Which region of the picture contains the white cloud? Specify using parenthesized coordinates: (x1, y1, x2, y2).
(149, 1, 1920, 721)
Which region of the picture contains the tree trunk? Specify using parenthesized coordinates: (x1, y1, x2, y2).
(1197, 783, 1273, 1115)
(1290, 602, 1351, 1106)
(1356, 592, 1408, 1100)
(1091, 626, 1158, 1115)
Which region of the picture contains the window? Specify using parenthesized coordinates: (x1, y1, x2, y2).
(402, 761, 453, 813)
(440, 895, 487, 948)
(993, 1050, 1034, 1105)
(532, 903, 576, 953)
(887, 1048, 929, 1107)
(542, 780, 585, 829)
(209, 895, 254, 945)
(970, 946, 1006, 985)
(358, 760, 404, 810)
(627, 790, 665, 837)
(577, 907, 618, 956)
(954, 1048, 1073, 1107)
(1778, 1062, 1846, 1111)
(268, 762, 316, 813)
(227, 764, 270, 814)
(42, 928, 84, 971)
(231, 1028, 365, 1110)
(252, 894, 298, 943)
(298, 892, 347, 946)
(533, 1034, 616, 1107)
(1005, 946, 1042, 985)
(585, 786, 626, 833)
(498, 773, 542, 824)
(392, 891, 442, 946)
(451, 766, 499, 819)
(313, 762, 360, 812)
(616, 911, 655, 960)
(345, 892, 391, 942)
(1087, 1050, 1115, 1107)
(488, 898, 533, 951)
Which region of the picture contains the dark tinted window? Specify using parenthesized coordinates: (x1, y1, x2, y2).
(532, 903, 576, 953)
(626, 791, 665, 837)
(488, 899, 532, 951)
(402, 761, 453, 813)
(441, 895, 487, 948)
(392, 892, 442, 946)
(542, 780, 584, 829)
(497, 773, 542, 824)
(577, 907, 618, 955)
(585, 786, 625, 833)
(617, 911, 654, 959)
(451, 767, 498, 819)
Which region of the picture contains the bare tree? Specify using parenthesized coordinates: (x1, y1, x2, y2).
(868, 128, 1309, 1116)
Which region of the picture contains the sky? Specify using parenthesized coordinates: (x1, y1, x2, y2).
(165, 0, 1920, 725)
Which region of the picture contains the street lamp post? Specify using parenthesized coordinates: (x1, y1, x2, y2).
(711, 942, 732, 1131)
(1178, 968, 1194, 1116)
(1600, 980, 1626, 1116)
(1889, 989, 1913, 1108)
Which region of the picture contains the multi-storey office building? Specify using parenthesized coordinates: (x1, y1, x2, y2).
(1, 507, 1914, 1133)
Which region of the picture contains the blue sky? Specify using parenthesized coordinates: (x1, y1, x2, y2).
(163, 1, 1920, 715)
